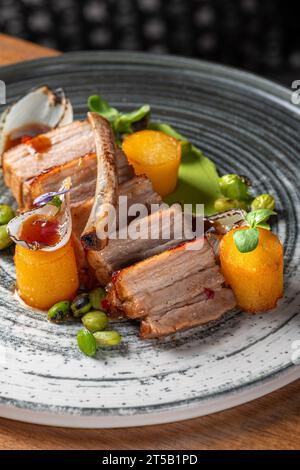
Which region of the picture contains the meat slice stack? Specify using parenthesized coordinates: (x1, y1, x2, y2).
(3, 120, 94, 207)
(106, 238, 237, 338)
(22, 148, 133, 210)
(2, 119, 134, 210)
(3, 113, 237, 338)
(72, 174, 162, 285)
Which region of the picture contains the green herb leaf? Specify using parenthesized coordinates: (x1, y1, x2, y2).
(114, 104, 150, 134)
(148, 121, 184, 140)
(256, 222, 271, 230)
(88, 95, 119, 123)
(245, 208, 276, 228)
(233, 227, 259, 253)
(49, 195, 62, 210)
(88, 95, 150, 137)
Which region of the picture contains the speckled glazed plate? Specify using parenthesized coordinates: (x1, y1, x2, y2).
(0, 52, 299, 428)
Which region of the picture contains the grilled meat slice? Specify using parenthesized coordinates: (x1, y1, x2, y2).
(22, 148, 134, 210)
(72, 175, 162, 286)
(106, 238, 236, 338)
(81, 113, 118, 251)
(115, 148, 135, 184)
(71, 198, 94, 287)
(88, 203, 190, 286)
(140, 288, 236, 338)
(3, 120, 94, 207)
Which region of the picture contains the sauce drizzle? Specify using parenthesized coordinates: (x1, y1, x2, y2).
(4, 123, 52, 152)
(20, 215, 60, 246)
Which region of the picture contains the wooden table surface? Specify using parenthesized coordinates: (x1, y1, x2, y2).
(0, 33, 299, 450)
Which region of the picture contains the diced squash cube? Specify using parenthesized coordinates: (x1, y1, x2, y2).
(220, 227, 283, 312)
(122, 130, 181, 197)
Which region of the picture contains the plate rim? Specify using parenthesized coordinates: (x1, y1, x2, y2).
(0, 50, 295, 104)
(0, 364, 299, 428)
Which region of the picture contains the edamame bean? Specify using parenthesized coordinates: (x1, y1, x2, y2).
(71, 293, 91, 317)
(81, 310, 108, 332)
(93, 330, 121, 347)
(89, 287, 107, 310)
(77, 329, 97, 356)
(219, 174, 251, 201)
(0, 204, 15, 225)
(251, 194, 275, 211)
(48, 300, 71, 322)
(0, 225, 13, 250)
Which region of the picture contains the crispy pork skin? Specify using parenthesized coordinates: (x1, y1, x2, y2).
(3, 120, 94, 206)
(81, 113, 118, 251)
(106, 238, 236, 338)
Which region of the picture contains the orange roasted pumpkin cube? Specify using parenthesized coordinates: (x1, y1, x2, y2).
(220, 227, 283, 312)
(15, 239, 79, 310)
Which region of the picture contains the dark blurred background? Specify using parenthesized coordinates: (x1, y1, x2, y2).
(0, 0, 298, 85)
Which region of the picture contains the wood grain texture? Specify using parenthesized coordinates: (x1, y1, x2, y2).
(0, 34, 299, 451)
(0, 34, 59, 65)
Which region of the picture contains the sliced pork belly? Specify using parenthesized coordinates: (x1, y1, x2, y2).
(72, 176, 162, 286)
(22, 148, 133, 210)
(140, 288, 237, 338)
(3, 120, 94, 206)
(88, 203, 188, 286)
(106, 238, 236, 338)
(81, 113, 118, 251)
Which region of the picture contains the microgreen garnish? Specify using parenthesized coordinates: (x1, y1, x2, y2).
(88, 96, 210, 183)
(33, 188, 70, 207)
(244, 208, 276, 227)
(49, 195, 62, 210)
(88, 95, 150, 138)
(233, 208, 276, 253)
(234, 227, 259, 253)
(114, 105, 150, 134)
(88, 95, 119, 123)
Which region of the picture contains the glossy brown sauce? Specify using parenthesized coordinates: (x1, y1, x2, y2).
(26, 135, 52, 153)
(4, 123, 52, 152)
(20, 215, 60, 246)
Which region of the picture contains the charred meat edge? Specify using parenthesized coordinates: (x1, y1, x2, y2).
(81, 112, 118, 251)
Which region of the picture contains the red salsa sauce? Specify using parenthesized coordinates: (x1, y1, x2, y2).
(20, 215, 60, 246)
